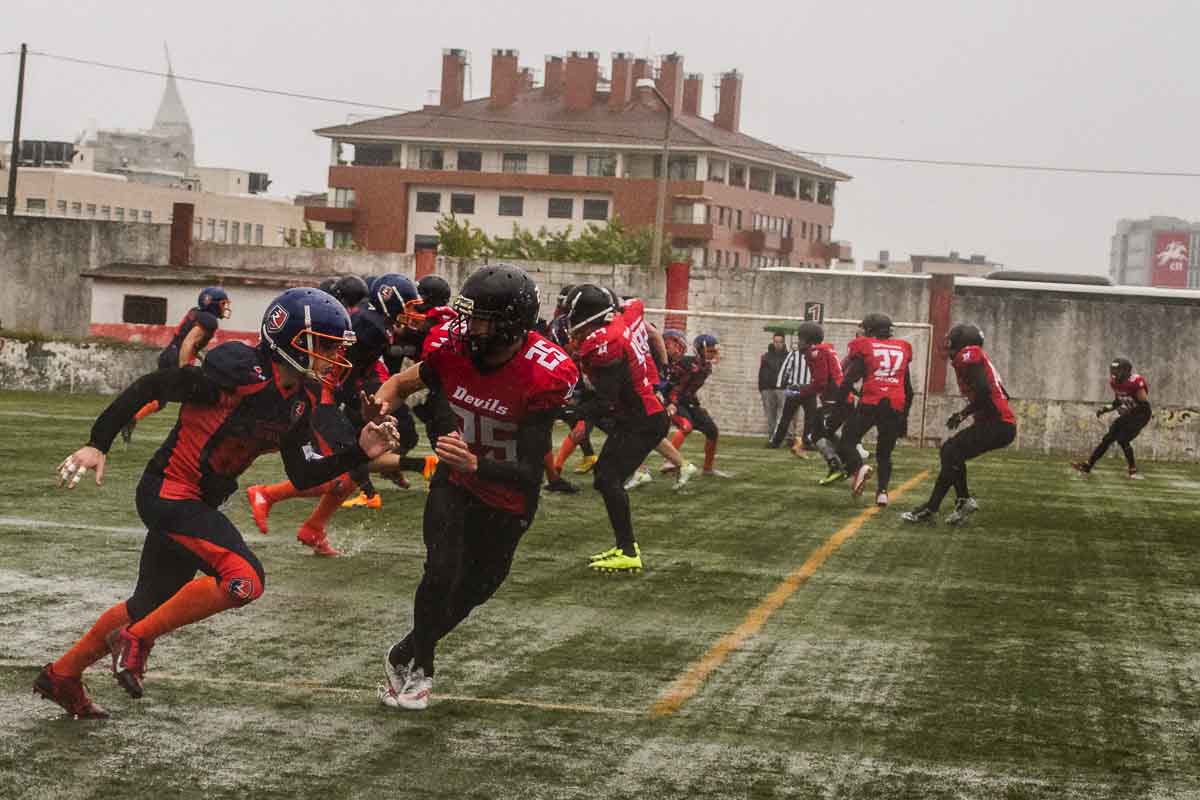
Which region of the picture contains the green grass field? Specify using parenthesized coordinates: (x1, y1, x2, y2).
(1, 389, 1198, 799)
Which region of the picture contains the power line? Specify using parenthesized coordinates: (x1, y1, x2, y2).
(25, 49, 1200, 180)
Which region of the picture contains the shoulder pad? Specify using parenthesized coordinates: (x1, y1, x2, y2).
(195, 311, 220, 332)
(202, 342, 270, 389)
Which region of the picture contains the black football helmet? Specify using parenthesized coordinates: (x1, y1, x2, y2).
(555, 284, 576, 315)
(416, 275, 452, 309)
(330, 274, 369, 310)
(452, 264, 540, 369)
(318, 276, 338, 294)
(860, 312, 893, 339)
(565, 284, 617, 337)
(1110, 357, 1133, 383)
(945, 323, 984, 358)
(796, 321, 824, 348)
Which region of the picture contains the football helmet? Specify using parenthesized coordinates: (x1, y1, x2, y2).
(451, 264, 540, 369)
(663, 329, 688, 360)
(694, 334, 720, 363)
(565, 284, 616, 337)
(555, 284, 576, 316)
(945, 323, 984, 359)
(370, 273, 422, 329)
(1110, 357, 1133, 383)
(796, 321, 824, 349)
(198, 287, 231, 319)
(416, 275, 452, 310)
(860, 313, 893, 339)
(259, 287, 355, 387)
(330, 275, 369, 310)
(318, 277, 338, 294)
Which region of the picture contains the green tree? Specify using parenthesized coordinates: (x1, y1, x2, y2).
(435, 213, 490, 257)
(282, 220, 327, 248)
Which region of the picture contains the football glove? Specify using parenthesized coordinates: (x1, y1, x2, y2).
(946, 411, 965, 430)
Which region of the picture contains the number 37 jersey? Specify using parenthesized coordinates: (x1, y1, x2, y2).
(423, 331, 578, 514)
(847, 336, 913, 408)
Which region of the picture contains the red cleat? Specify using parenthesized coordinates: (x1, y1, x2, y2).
(297, 524, 342, 557)
(33, 665, 109, 719)
(246, 485, 273, 534)
(105, 626, 153, 699)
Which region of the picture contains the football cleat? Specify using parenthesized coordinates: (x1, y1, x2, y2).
(857, 444, 871, 461)
(659, 462, 679, 474)
(790, 440, 810, 458)
(342, 492, 382, 509)
(422, 455, 439, 480)
(819, 469, 849, 486)
(590, 550, 643, 574)
(105, 626, 152, 699)
(573, 454, 599, 474)
(33, 665, 109, 720)
(297, 524, 342, 557)
(850, 464, 873, 497)
(120, 420, 136, 445)
(393, 666, 432, 711)
(1070, 461, 1092, 475)
(1127, 469, 1144, 481)
(589, 543, 639, 562)
(945, 497, 979, 526)
(378, 649, 412, 709)
(246, 485, 273, 535)
(702, 469, 732, 479)
(623, 470, 653, 490)
(875, 491, 889, 508)
(900, 506, 936, 524)
(545, 478, 579, 494)
(673, 462, 699, 490)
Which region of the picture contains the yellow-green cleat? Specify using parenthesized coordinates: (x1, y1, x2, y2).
(588, 543, 640, 563)
(590, 550, 643, 574)
(818, 469, 849, 486)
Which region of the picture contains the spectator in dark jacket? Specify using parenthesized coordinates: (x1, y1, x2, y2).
(758, 334, 789, 439)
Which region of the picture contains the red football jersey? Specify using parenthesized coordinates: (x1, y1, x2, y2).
(953, 345, 1015, 424)
(846, 337, 912, 408)
(1110, 373, 1149, 414)
(802, 342, 843, 401)
(620, 298, 660, 385)
(424, 331, 577, 515)
(576, 313, 664, 417)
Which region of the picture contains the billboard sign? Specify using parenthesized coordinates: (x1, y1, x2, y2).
(1152, 232, 1190, 288)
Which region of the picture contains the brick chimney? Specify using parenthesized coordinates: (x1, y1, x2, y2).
(655, 53, 685, 116)
(518, 67, 535, 92)
(440, 48, 467, 109)
(490, 49, 520, 110)
(632, 58, 653, 83)
(564, 51, 599, 111)
(682, 72, 703, 116)
(609, 52, 633, 109)
(715, 70, 743, 132)
(544, 55, 565, 97)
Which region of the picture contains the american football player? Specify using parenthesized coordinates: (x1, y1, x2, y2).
(1071, 357, 1151, 479)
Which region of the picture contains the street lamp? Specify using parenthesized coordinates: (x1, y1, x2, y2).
(636, 77, 672, 272)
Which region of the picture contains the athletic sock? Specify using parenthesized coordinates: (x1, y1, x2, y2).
(543, 452, 561, 482)
(127, 577, 238, 641)
(703, 437, 717, 471)
(553, 435, 577, 472)
(52, 602, 131, 677)
(670, 429, 687, 451)
(303, 480, 355, 532)
(133, 400, 161, 421)
(261, 479, 325, 503)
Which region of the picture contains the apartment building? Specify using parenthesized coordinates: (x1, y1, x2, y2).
(308, 49, 851, 267)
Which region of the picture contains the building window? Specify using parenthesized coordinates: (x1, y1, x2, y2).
(667, 156, 697, 180)
(255, 224, 264, 245)
(115, 208, 126, 222)
(143, 210, 152, 223)
(502, 152, 528, 173)
(56, 200, 67, 215)
(582, 198, 609, 221)
(207, 218, 215, 240)
(818, 181, 834, 205)
(355, 145, 392, 166)
(418, 148, 444, 170)
(416, 192, 441, 213)
(333, 188, 356, 208)
(457, 150, 482, 171)
(708, 159, 727, 182)
(586, 153, 616, 177)
(332, 229, 355, 249)
(71, 202, 82, 216)
(414, 234, 439, 251)
(714, 250, 722, 266)
(86, 203, 97, 217)
(817, 225, 824, 242)
(729, 164, 746, 187)
(734, 252, 740, 268)
(194, 219, 203, 239)
(100, 205, 111, 220)
(801, 221, 808, 239)
(548, 197, 573, 219)
(549, 153, 574, 175)
(26, 198, 47, 214)
(450, 193, 475, 214)
(232, 221, 240, 242)
(748, 167, 772, 192)
(774, 174, 796, 198)
(122, 295, 168, 325)
(798, 178, 814, 202)
(219, 220, 228, 243)
(498, 195, 524, 217)
(243, 222, 252, 243)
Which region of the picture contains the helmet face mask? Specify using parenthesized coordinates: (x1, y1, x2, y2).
(260, 288, 356, 388)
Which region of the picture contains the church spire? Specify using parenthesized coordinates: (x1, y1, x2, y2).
(152, 43, 191, 135)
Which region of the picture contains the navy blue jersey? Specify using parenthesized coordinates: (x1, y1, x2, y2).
(163, 308, 219, 363)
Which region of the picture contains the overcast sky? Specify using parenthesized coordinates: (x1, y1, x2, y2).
(4, 0, 1198, 273)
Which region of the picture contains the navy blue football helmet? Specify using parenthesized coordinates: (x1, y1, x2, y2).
(369, 273, 421, 328)
(259, 287, 355, 387)
(198, 287, 231, 319)
(694, 333, 720, 363)
(663, 328, 688, 360)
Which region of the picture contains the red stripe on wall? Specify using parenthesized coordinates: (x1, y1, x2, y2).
(89, 323, 259, 348)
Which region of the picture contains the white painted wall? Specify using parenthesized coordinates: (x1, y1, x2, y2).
(90, 280, 278, 335)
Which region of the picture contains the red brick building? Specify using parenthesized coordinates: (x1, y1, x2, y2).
(307, 49, 851, 267)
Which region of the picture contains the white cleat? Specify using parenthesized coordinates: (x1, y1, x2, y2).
(378, 648, 411, 709)
(945, 497, 979, 526)
(395, 667, 432, 711)
(624, 469, 653, 490)
(673, 462, 699, 490)
(857, 444, 871, 461)
(875, 491, 889, 508)
(850, 464, 873, 497)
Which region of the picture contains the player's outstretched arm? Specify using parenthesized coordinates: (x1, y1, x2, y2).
(373, 362, 428, 419)
(279, 417, 400, 491)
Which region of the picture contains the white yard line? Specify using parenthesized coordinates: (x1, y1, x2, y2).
(0, 516, 146, 535)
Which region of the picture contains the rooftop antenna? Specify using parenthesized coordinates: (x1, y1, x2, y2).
(163, 41, 173, 74)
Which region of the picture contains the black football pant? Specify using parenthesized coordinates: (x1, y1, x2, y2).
(838, 401, 904, 492)
(391, 483, 527, 677)
(1087, 407, 1150, 471)
(675, 402, 718, 441)
(769, 394, 815, 447)
(924, 420, 1017, 512)
(813, 402, 850, 470)
(594, 411, 669, 556)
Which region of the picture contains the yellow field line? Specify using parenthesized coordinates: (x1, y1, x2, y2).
(651, 469, 931, 718)
(153, 673, 641, 717)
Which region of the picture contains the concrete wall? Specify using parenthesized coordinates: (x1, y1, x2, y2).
(0, 217, 170, 337)
(0, 336, 157, 394)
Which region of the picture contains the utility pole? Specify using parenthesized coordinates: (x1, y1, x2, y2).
(6, 43, 27, 219)
(638, 78, 673, 272)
